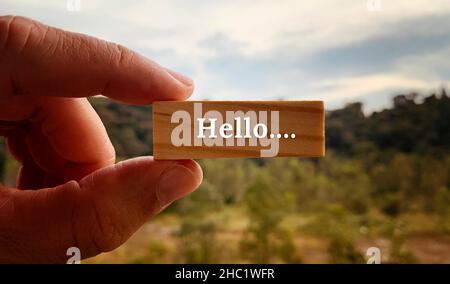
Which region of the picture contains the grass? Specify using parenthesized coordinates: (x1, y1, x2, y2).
(85, 208, 450, 264)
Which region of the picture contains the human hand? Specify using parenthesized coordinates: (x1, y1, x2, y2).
(0, 16, 202, 263)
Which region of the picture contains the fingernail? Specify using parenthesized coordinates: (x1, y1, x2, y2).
(165, 68, 194, 87)
(156, 164, 200, 207)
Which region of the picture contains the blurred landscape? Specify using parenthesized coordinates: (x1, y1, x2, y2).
(1, 90, 449, 263)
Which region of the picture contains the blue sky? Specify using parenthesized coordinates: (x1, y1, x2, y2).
(2, 0, 450, 112)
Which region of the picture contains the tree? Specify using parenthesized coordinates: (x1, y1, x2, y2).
(240, 174, 300, 263)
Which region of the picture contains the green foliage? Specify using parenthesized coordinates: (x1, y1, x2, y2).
(317, 155, 372, 214)
(327, 90, 450, 155)
(178, 218, 220, 264)
(240, 175, 301, 263)
(175, 182, 223, 263)
(303, 205, 365, 263)
(131, 239, 169, 264)
(243, 174, 288, 224)
(198, 159, 254, 204)
(89, 97, 153, 157)
(326, 102, 366, 155)
(174, 181, 223, 216)
(1, 91, 450, 263)
(389, 235, 418, 264)
(328, 236, 365, 264)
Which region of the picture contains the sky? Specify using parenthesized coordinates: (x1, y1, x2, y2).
(2, 0, 450, 112)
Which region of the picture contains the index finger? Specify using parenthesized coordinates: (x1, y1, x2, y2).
(0, 15, 194, 104)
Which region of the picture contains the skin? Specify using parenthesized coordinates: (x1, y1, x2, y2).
(0, 15, 203, 263)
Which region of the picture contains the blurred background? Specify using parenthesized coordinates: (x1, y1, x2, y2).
(1, 0, 449, 263)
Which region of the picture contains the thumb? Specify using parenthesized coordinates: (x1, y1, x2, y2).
(0, 157, 202, 263)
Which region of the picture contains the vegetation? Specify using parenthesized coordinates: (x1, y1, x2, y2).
(1, 90, 450, 263)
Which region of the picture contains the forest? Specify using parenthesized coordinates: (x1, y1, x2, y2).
(0, 90, 449, 263)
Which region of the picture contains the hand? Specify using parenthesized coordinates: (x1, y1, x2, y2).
(0, 16, 202, 263)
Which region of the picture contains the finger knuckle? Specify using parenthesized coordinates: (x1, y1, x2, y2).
(112, 43, 135, 67)
(0, 15, 15, 51)
(89, 200, 126, 253)
(92, 215, 124, 253)
(0, 15, 43, 55)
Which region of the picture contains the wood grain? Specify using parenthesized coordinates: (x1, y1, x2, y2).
(153, 101, 325, 159)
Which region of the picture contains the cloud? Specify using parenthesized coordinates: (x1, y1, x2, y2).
(310, 73, 442, 100)
(395, 44, 450, 80)
(304, 73, 448, 111)
(2, 0, 450, 111)
(297, 13, 450, 77)
(105, 0, 450, 58)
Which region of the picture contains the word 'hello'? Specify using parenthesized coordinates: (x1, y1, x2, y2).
(170, 103, 296, 157)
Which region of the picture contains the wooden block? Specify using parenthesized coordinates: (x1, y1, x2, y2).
(153, 101, 325, 159)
